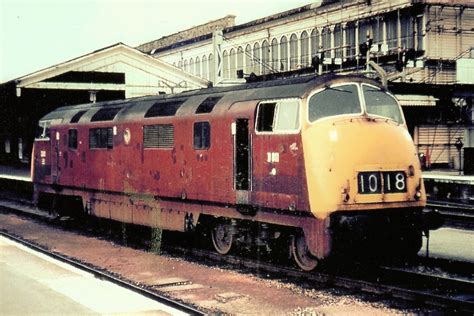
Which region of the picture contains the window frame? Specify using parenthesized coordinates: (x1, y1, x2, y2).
(90, 107, 121, 122)
(89, 127, 114, 150)
(68, 128, 78, 150)
(361, 83, 406, 125)
(306, 82, 363, 124)
(193, 121, 211, 150)
(144, 99, 185, 118)
(195, 96, 222, 114)
(255, 98, 302, 135)
(70, 110, 87, 124)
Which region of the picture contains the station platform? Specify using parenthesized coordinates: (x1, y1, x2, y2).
(423, 169, 474, 185)
(419, 227, 474, 263)
(422, 170, 473, 205)
(0, 165, 31, 182)
(0, 236, 187, 315)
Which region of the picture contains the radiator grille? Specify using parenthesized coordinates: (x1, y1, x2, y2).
(143, 124, 174, 148)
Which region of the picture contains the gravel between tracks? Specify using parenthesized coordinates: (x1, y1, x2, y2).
(0, 212, 431, 314)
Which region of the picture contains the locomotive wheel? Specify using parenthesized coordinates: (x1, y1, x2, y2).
(211, 221, 234, 255)
(291, 234, 318, 271)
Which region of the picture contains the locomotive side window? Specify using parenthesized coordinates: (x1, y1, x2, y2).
(256, 103, 276, 132)
(145, 99, 186, 118)
(70, 110, 87, 123)
(194, 122, 211, 149)
(68, 129, 78, 149)
(308, 84, 361, 122)
(143, 124, 174, 148)
(196, 96, 222, 114)
(91, 107, 121, 122)
(256, 99, 300, 133)
(89, 127, 113, 149)
(362, 84, 403, 124)
(274, 100, 300, 131)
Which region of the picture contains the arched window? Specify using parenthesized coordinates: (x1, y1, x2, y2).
(261, 40, 270, 74)
(271, 38, 279, 71)
(189, 58, 195, 75)
(209, 53, 214, 81)
(300, 31, 309, 67)
(223, 51, 229, 78)
(386, 14, 398, 52)
(229, 48, 236, 78)
(183, 60, 188, 72)
(358, 20, 370, 50)
(400, 15, 414, 49)
(321, 27, 331, 57)
(346, 22, 356, 58)
(372, 17, 384, 48)
(245, 44, 252, 74)
(202, 55, 208, 79)
(311, 29, 319, 58)
(334, 24, 342, 59)
(253, 42, 261, 74)
(237, 46, 244, 74)
(178, 60, 182, 69)
(289, 34, 298, 70)
(280, 36, 288, 71)
(195, 56, 201, 77)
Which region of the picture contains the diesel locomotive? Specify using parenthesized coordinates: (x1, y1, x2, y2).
(32, 73, 437, 271)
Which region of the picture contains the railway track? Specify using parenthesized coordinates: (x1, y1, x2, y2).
(427, 201, 474, 229)
(1, 198, 473, 313)
(0, 228, 205, 315)
(167, 244, 474, 313)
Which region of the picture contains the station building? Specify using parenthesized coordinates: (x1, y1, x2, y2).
(138, 0, 474, 172)
(0, 43, 208, 165)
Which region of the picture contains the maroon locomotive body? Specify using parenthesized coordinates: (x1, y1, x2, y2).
(32, 74, 435, 270)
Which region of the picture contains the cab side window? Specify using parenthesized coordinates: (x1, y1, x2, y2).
(68, 129, 78, 149)
(256, 99, 300, 133)
(194, 122, 211, 149)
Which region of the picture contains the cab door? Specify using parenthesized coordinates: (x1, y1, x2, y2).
(233, 119, 251, 204)
(50, 129, 60, 184)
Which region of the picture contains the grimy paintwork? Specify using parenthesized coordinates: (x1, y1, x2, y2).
(32, 74, 427, 269)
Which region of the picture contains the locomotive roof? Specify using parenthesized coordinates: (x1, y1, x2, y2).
(40, 73, 374, 124)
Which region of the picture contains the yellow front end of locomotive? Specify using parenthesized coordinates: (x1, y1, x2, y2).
(302, 83, 426, 219)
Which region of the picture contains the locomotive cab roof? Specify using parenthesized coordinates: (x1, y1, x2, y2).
(39, 73, 379, 125)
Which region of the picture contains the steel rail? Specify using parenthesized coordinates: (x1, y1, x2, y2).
(426, 202, 474, 229)
(0, 230, 205, 316)
(167, 245, 474, 313)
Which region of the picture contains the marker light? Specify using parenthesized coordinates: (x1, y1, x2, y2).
(408, 165, 415, 177)
(415, 190, 422, 200)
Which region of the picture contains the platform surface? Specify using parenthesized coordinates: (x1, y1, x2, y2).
(423, 170, 474, 185)
(419, 227, 474, 263)
(0, 165, 31, 182)
(0, 236, 188, 315)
